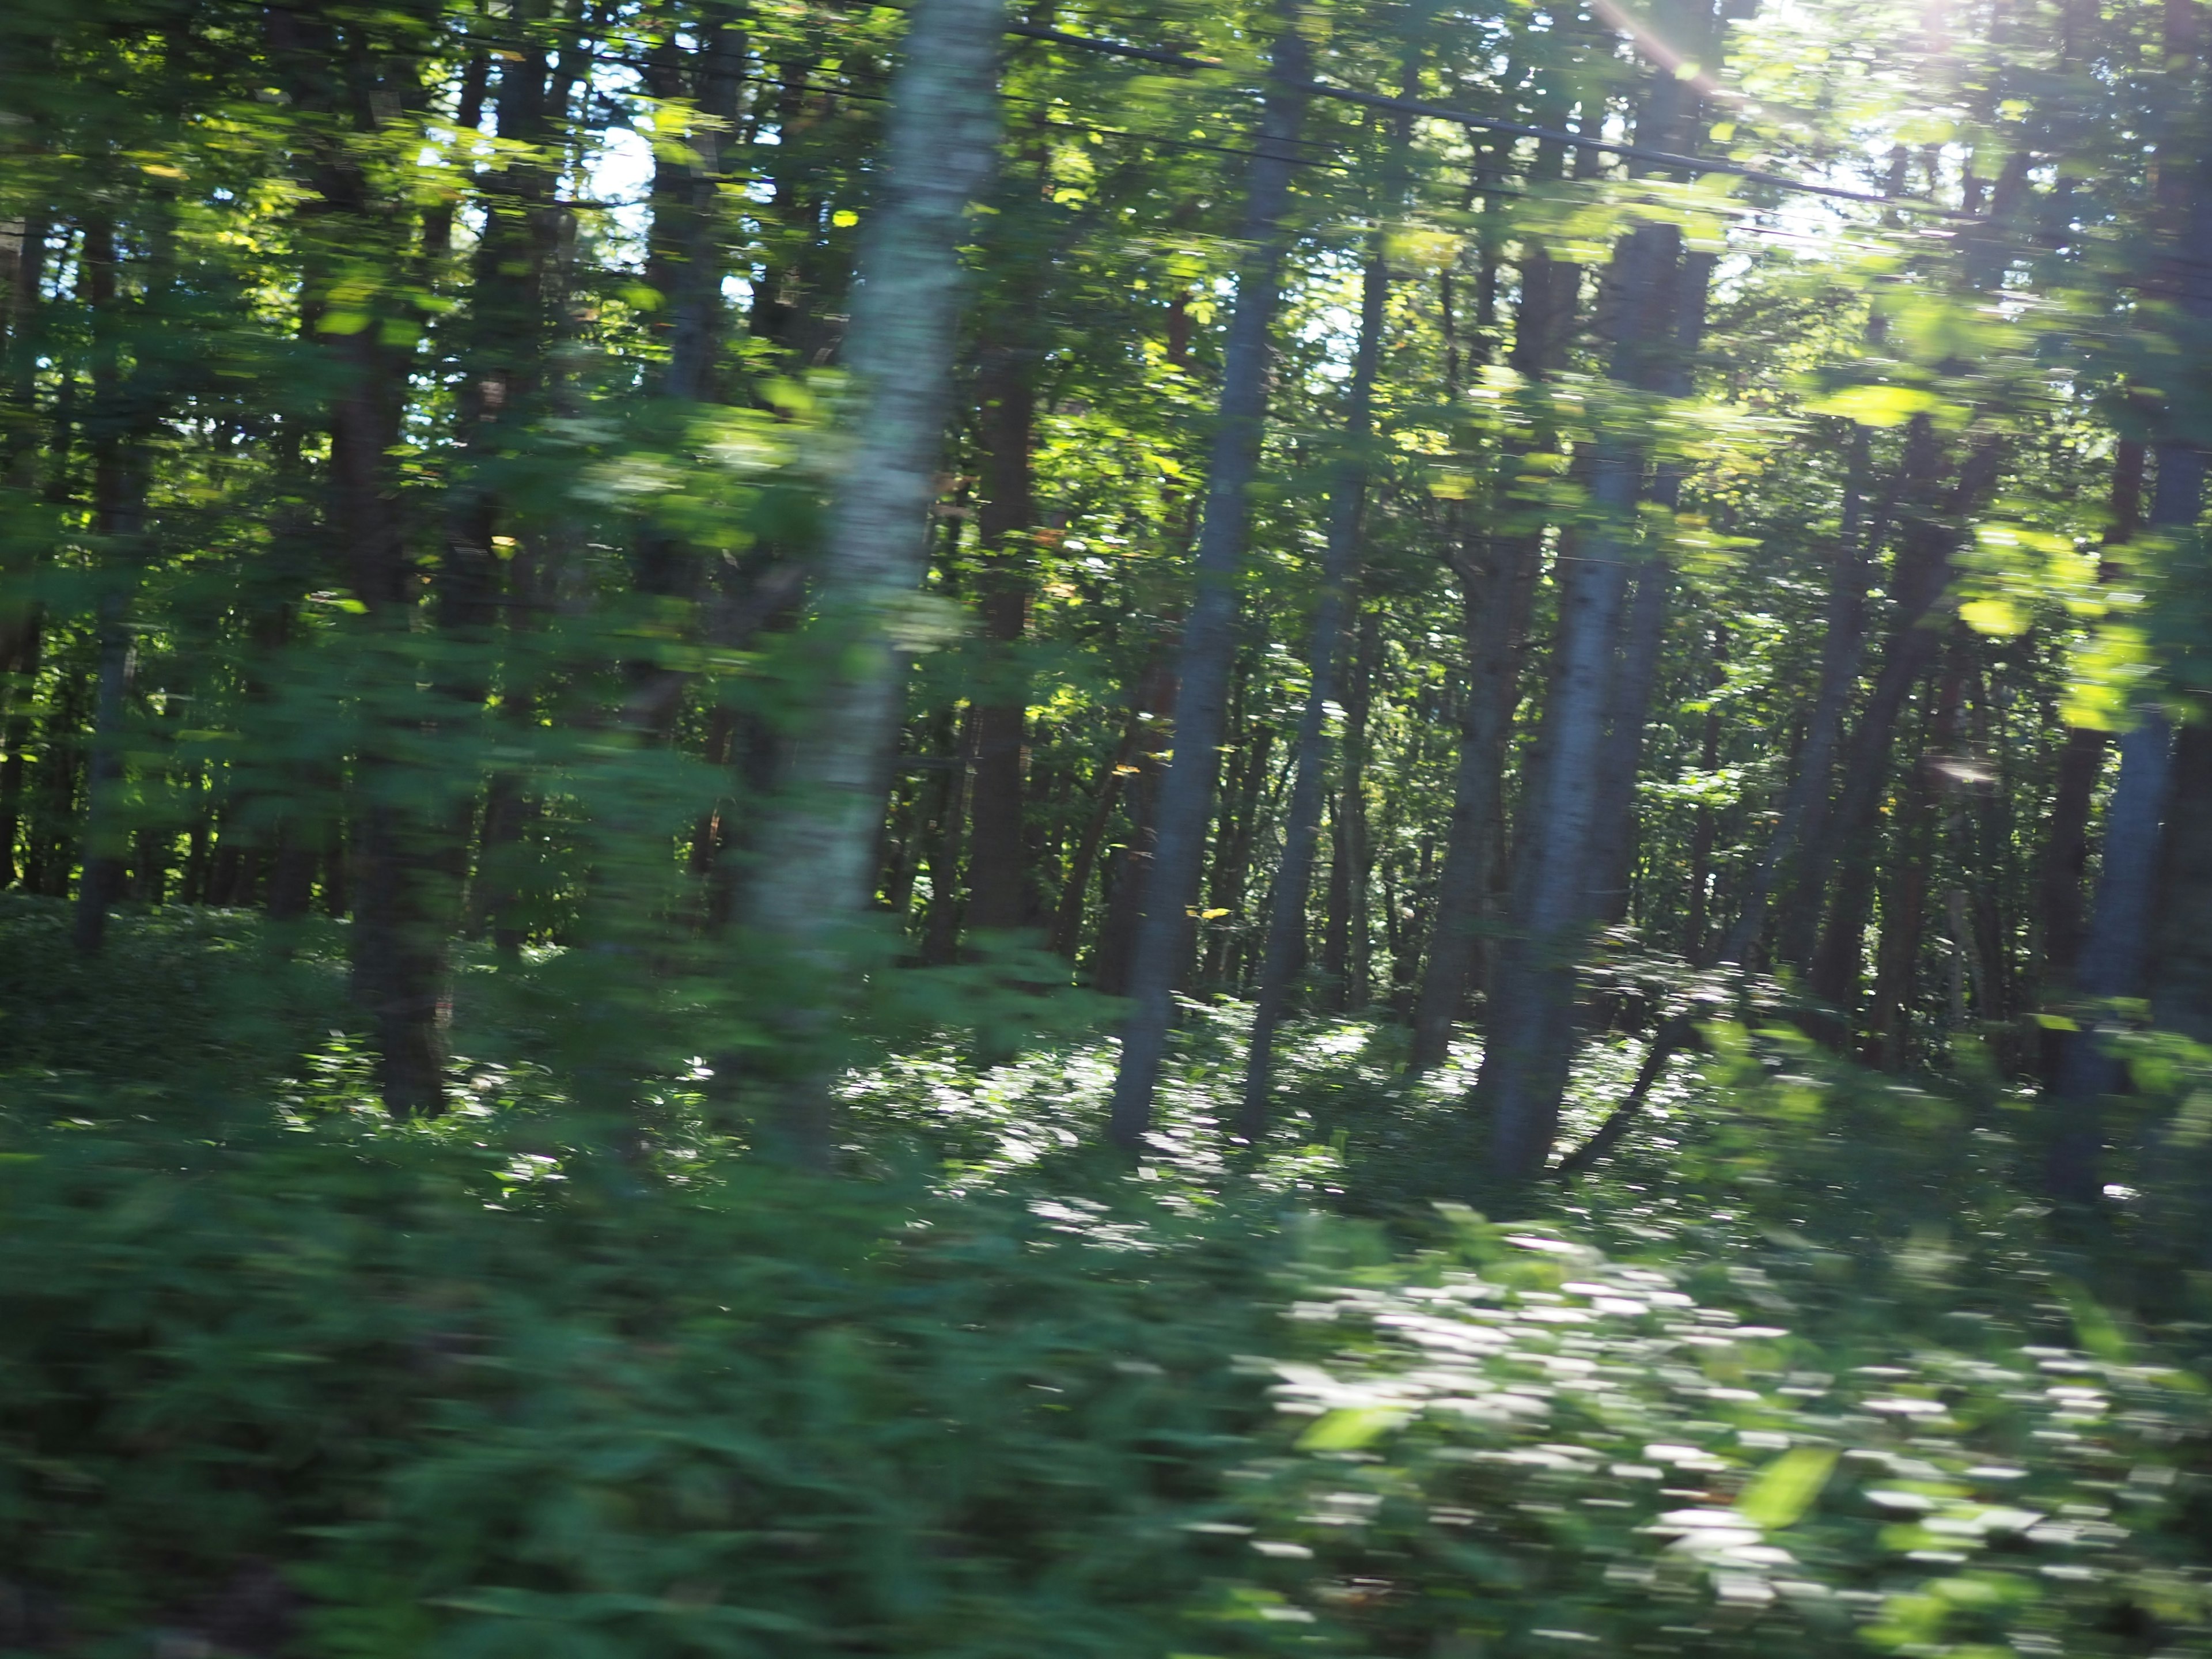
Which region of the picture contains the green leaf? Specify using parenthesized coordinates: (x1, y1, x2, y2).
(1804, 384, 1943, 427)
(1736, 1447, 1837, 1529)
(1960, 597, 2027, 637)
(2054, 1277, 2129, 1362)
(1294, 1406, 1410, 1451)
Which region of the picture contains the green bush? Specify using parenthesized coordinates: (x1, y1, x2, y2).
(0, 1104, 1280, 1658)
(1209, 1210, 2212, 1657)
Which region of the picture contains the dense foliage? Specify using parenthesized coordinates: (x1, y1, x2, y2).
(8, 0, 2212, 1649)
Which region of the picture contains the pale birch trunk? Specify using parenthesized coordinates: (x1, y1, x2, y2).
(742, 0, 1005, 1156)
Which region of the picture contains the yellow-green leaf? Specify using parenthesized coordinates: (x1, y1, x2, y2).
(1737, 1447, 1837, 1529)
(1805, 385, 1943, 427)
(1960, 597, 2027, 637)
(1294, 1406, 1409, 1452)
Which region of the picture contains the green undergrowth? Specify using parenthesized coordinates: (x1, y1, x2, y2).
(4, 905, 2212, 1656)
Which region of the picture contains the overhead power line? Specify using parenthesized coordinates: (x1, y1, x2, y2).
(1003, 21, 1974, 220)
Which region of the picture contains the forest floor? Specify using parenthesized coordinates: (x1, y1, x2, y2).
(2, 896, 2210, 1657)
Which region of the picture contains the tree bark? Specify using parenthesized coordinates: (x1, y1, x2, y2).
(2032, 436, 2141, 1075)
(1050, 707, 1141, 960)
(1319, 608, 1379, 1011)
(741, 0, 1005, 1158)
(1407, 249, 1579, 1075)
(73, 216, 152, 955)
(1243, 232, 1388, 1134)
(1683, 624, 1724, 960)
(266, 3, 456, 1114)
(1105, 20, 1310, 1152)
(0, 609, 40, 887)
(1865, 654, 1966, 1068)
(964, 334, 1038, 938)
(1474, 218, 1684, 1181)
(1806, 430, 2001, 1016)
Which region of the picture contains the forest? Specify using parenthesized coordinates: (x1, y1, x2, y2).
(5, 0, 2212, 1651)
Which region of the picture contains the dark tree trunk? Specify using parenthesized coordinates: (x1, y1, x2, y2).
(2032, 436, 2141, 1077)
(1582, 556, 1670, 929)
(965, 334, 1037, 938)
(0, 608, 41, 887)
(267, 5, 454, 1115)
(1107, 23, 1310, 1150)
(1806, 431, 2001, 1017)
(1475, 218, 1687, 1180)
(2151, 722, 2212, 1044)
(1051, 708, 1142, 961)
(1090, 648, 1175, 991)
(2047, 432, 2207, 1199)
(1407, 249, 1580, 1075)
(923, 710, 975, 965)
(1240, 236, 1386, 1128)
(1866, 656, 1966, 1068)
(73, 215, 153, 956)
(1584, 247, 1713, 931)
(1319, 608, 1379, 1012)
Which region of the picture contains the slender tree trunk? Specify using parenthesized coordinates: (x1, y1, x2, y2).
(1807, 432, 2001, 1016)
(964, 334, 1037, 938)
(1683, 625, 1724, 960)
(1583, 247, 1713, 931)
(1090, 649, 1175, 990)
(1242, 233, 1388, 1133)
(1051, 709, 1141, 960)
(1866, 656, 1965, 1067)
(267, 6, 454, 1116)
(2150, 722, 2212, 1044)
(2033, 436, 2141, 1075)
(923, 709, 975, 965)
(73, 218, 151, 955)
(1582, 556, 1670, 928)
(1474, 219, 1684, 1180)
(1763, 425, 1900, 966)
(1407, 250, 1579, 1075)
(2048, 440, 2206, 1200)
(0, 609, 39, 887)
(741, 0, 1005, 1158)
(2046, 710, 2176, 1202)
(1319, 610, 1378, 1010)
(1107, 22, 1310, 1151)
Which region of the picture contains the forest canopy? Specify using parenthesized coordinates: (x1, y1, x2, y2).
(5, 0, 2212, 1652)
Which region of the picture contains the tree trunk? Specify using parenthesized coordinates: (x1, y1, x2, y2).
(266, 5, 453, 1115)
(2150, 722, 2212, 1044)
(922, 710, 974, 965)
(0, 608, 39, 886)
(1242, 233, 1388, 1133)
(1475, 218, 1685, 1181)
(1583, 246, 1713, 932)
(964, 334, 1037, 938)
(1806, 431, 2001, 1016)
(1050, 709, 1141, 960)
(1407, 249, 1580, 1075)
(1105, 22, 1310, 1152)
(2047, 434, 2206, 1199)
(741, 0, 1005, 1158)
(1582, 555, 1670, 928)
(73, 217, 151, 956)
(2032, 436, 2141, 1076)
(1683, 625, 1724, 960)
(1319, 608, 1379, 1011)
(1866, 656, 1966, 1067)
